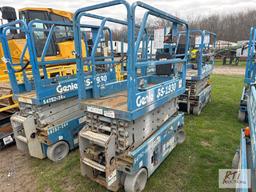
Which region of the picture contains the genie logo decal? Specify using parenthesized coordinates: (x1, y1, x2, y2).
(136, 92, 154, 108)
(56, 75, 107, 94)
(56, 82, 78, 94)
(136, 81, 179, 108)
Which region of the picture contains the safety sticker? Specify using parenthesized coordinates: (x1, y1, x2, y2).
(87, 106, 103, 115)
(104, 110, 115, 118)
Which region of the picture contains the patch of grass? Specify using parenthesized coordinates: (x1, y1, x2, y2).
(32, 74, 245, 192)
(144, 75, 245, 192)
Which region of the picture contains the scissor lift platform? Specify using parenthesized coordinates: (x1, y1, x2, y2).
(81, 91, 128, 112)
(178, 30, 216, 115)
(74, 1, 189, 191)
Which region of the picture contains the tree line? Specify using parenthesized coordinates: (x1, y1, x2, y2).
(111, 10, 256, 42)
(189, 10, 256, 42)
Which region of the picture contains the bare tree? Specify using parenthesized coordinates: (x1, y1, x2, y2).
(189, 10, 256, 41)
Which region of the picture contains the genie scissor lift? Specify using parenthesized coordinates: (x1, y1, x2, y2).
(0, 16, 117, 161)
(233, 27, 256, 191)
(0, 7, 80, 150)
(178, 30, 216, 115)
(74, 1, 189, 191)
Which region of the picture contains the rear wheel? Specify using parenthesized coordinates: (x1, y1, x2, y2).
(47, 141, 69, 162)
(176, 130, 186, 144)
(238, 110, 246, 122)
(124, 168, 148, 192)
(208, 94, 212, 103)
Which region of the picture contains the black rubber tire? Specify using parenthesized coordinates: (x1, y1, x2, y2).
(124, 168, 148, 192)
(47, 141, 69, 162)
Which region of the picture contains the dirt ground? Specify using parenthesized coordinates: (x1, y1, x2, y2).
(0, 145, 36, 192)
(213, 66, 245, 76)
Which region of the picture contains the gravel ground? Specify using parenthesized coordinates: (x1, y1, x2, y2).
(0, 145, 36, 192)
(213, 66, 245, 76)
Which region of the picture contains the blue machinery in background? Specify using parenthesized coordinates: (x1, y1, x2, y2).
(178, 29, 216, 115)
(186, 29, 216, 81)
(0, 18, 117, 161)
(239, 26, 256, 122)
(235, 26, 256, 191)
(75, 1, 189, 191)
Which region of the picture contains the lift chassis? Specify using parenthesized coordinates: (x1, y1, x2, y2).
(11, 97, 85, 161)
(178, 30, 216, 115)
(74, 1, 189, 191)
(234, 86, 256, 191)
(179, 76, 212, 115)
(234, 26, 256, 191)
(79, 107, 184, 191)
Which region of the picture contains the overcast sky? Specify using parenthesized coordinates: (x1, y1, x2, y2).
(1, 0, 256, 20)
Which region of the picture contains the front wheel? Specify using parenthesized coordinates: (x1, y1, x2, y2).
(124, 168, 148, 192)
(192, 106, 201, 116)
(47, 141, 69, 162)
(232, 149, 240, 169)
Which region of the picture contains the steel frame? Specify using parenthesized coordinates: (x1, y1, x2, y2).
(74, 0, 189, 121)
(236, 27, 256, 191)
(239, 27, 256, 121)
(237, 86, 256, 192)
(185, 29, 217, 81)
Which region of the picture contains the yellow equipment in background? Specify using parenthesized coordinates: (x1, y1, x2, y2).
(0, 7, 87, 78)
(190, 49, 199, 60)
(0, 7, 82, 113)
(115, 63, 125, 81)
